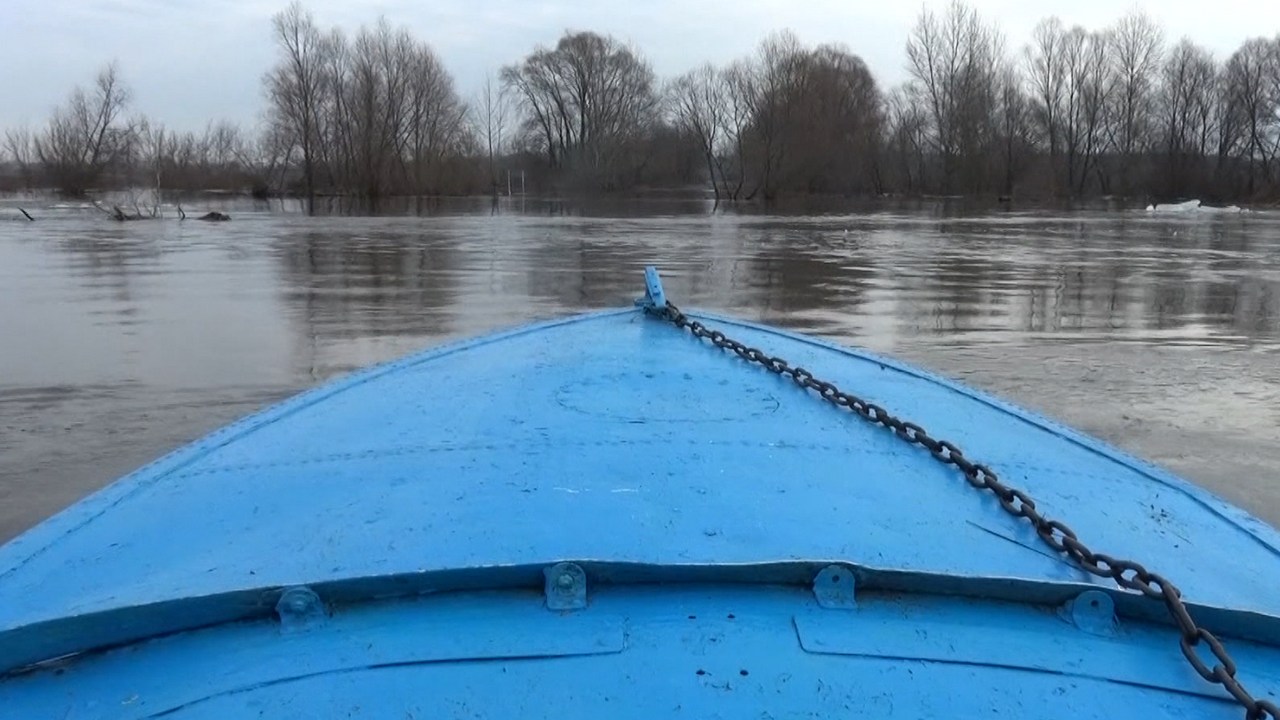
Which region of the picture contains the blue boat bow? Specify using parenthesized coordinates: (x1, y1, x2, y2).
(2, 268, 1278, 718)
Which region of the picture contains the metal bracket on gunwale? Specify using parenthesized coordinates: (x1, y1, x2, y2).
(1061, 590, 1116, 636)
(276, 586, 326, 630)
(544, 562, 587, 611)
(635, 266, 667, 312)
(813, 565, 857, 609)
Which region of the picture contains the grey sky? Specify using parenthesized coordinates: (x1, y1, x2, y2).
(4, 0, 1278, 132)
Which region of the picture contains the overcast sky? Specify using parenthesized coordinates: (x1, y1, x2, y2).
(4, 0, 1278, 132)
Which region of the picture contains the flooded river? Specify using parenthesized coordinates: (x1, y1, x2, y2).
(1, 197, 1278, 540)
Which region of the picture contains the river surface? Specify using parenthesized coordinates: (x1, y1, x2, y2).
(1, 196, 1278, 541)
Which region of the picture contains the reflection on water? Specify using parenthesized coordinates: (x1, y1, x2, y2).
(1, 197, 1278, 540)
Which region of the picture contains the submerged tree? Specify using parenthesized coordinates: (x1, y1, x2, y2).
(264, 7, 470, 200)
(34, 63, 132, 195)
(759, 42, 883, 196)
(1025, 17, 1068, 189)
(265, 1, 328, 203)
(885, 84, 930, 193)
(502, 31, 659, 190)
(667, 64, 727, 200)
(471, 74, 513, 192)
(1108, 10, 1163, 194)
(3, 126, 37, 186)
(1220, 38, 1280, 195)
(1072, 28, 1112, 195)
(905, 0, 1004, 193)
(1157, 39, 1218, 196)
(995, 63, 1035, 195)
(667, 35, 882, 200)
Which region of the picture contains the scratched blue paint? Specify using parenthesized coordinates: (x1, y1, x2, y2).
(1, 269, 1278, 717)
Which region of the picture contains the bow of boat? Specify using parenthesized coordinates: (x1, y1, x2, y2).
(2, 270, 1280, 717)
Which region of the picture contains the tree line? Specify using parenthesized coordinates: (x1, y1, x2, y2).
(3, 0, 1280, 203)
(2, 64, 279, 198)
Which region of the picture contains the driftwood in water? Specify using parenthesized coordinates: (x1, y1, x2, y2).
(88, 201, 225, 222)
(19, 208, 34, 221)
(91, 201, 125, 221)
(90, 201, 157, 222)
(176, 205, 229, 221)
(91, 201, 130, 221)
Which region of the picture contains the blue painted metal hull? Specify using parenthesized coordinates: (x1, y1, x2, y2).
(3, 297, 1279, 717)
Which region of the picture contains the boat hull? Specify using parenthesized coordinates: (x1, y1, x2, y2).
(7, 580, 1272, 718)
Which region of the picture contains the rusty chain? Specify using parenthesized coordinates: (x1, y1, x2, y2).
(649, 301, 1279, 720)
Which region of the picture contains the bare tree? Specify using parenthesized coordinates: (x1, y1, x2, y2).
(131, 118, 172, 215)
(905, 0, 1004, 193)
(742, 31, 806, 199)
(995, 63, 1035, 195)
(317, 27, 351, 190)
(403, 41, 469, 195)
(1158, 39, 1218, 196)
(471, 73, 512, 193)
(1057, 27, 1093, 194)
(1077, 30, 1113, 195)
(340, 19, 413, 199)
(265, 1, 328, 204)
(663, 59, 753, 200)
(669, 38, 881, 200)
(1107, 10, 1163, 194)
(500, 48, 559, 170)
(786, 44, 883, 194)
(1263, 37, 1280, 186)
(886, 84, 929, 193)
(1221, 38, 1280, 194)
(34, 62, 132, 195)
(502, 31, 659, 190)
(667, 64, 727, 200)
(1025, 17, 1067, 188)
(718, 61, 757, 199)
(237, 121, 294, 195)
(274, 16, 470, 200)
(3, 127, 36, 186)
(206, 122, 247, 171)
(1213, 61, 1245, 186)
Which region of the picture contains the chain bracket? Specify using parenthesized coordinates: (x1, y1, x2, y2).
(1061, 590, 1117, 637)
(642, 270, 1278, 720)
(544, 562, 588, 611)
(813, 565, 858, 609)
(635, 265, 667, 312)
(275, 586, 326, 631)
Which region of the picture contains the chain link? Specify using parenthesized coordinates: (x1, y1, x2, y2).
(650, 302, 1279, 720)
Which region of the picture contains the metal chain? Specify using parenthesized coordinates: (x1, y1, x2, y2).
(649, 302, 1279, 720)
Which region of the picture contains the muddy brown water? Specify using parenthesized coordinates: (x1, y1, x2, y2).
(1, 197, 1278, 542)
